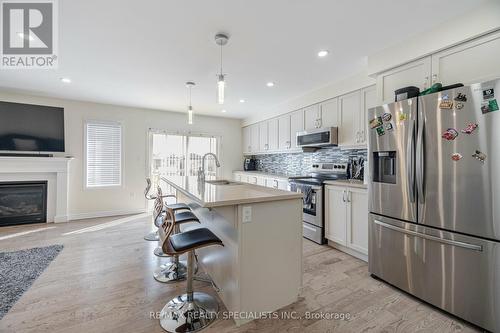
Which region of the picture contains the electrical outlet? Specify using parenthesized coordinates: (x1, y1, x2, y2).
(242, 206, 252, 223)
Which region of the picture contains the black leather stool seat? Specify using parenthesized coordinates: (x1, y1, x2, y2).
(155, 211, 200, 227)
(165, 203, 190, 211)
(169, 228, 222, 253)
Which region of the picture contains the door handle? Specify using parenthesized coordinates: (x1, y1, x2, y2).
(373, 220, 483, 251)
(406, 119, 416, 203)
(342, 190, 346, 202)
(416, 117, 425, 204)
(346, 190, 351, 202)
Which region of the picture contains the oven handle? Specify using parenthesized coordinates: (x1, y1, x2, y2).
(373, 220, 483, 251)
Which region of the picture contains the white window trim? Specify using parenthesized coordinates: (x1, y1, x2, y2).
(84, 120, 124, 190)
(147, 128, 223, 178)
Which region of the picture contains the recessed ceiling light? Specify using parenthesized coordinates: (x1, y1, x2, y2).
(266, 82, 275, 87)
(317, 50, 329, 57)
(221, 109, 227, 113)
(60, 78, 71, 83)
(239, 99, 245, 103)
(17, 32, 34, 41)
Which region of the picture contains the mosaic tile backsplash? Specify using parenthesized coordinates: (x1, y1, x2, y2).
(251, 147, 367, 176)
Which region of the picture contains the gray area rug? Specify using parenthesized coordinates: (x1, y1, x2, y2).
(0, 244, 63, 320)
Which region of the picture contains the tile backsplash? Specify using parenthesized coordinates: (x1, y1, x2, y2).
(251, 147, 367, 176)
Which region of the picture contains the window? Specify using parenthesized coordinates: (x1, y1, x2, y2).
(86, 121, 122, 188)
(150, 131, 218, 177)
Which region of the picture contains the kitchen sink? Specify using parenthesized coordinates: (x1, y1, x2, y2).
(205, 179, 241, 185)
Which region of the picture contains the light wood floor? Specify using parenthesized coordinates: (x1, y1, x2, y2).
(0, 214, 482, 333)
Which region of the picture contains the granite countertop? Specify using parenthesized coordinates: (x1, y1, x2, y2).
(162, 175, 303, 208)
(324, 179, 368, 189)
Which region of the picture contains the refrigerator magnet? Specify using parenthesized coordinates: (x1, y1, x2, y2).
(439, 100, 454, 109)
(472, 150, 487, 163)
(384, 123, 394, 131)
(376, 126, 385, 136)
(398, 113, 408, 122)
(461, 123, 478, 135)
(370, 117, 383, 129)
(442, 93, 450, 100)
(455, 102, 464, 110)
(451, 153, 463, 161)
(483, 88, 494, 100)
(382, 112, 392, 122)
(454, 93, 467, 102)
(481, 99, 499, 114)
(442, 128, 458, 141)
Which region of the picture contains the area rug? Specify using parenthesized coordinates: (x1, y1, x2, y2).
(0, 244, 63, 320)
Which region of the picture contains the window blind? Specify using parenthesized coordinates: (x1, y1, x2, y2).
(86, 122, 122, 187)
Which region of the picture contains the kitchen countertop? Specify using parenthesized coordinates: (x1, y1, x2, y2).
(324, 179, 368, 189)
(162, 175, 303, 208)
(233, 170, 304, 180)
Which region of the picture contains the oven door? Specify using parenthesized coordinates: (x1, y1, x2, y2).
(289, 181, 323, 227)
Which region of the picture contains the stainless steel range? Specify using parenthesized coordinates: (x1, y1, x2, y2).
(288, 163, 348, 244)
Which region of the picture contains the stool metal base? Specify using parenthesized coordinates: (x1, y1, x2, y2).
(159, 292, 218, 333)
(154, 260, 188, 283)
(154, 247, 169, 257)
(144, 230, 159, 241)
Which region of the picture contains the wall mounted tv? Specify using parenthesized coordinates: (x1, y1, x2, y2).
(0, 101, 65, 153)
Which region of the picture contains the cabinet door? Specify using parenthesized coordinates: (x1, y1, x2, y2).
(360, 85, 376, 145)
(346, 188, 368, 255)
(250, 124, 259, 153)
(267, 118, 279, 151)
(319, 98, 339, 128)
(242, 126, 251, 154)
(290, 110, 304, 149)
(325, 185, 347, 245)
(339, 90, 361, 147)
(304, 104, 320, 130)
(432, 31, 500, 87)
(259, 122, 269, 152)
(256, 176, 266, 187)
(376, 56, 431, 105)
(277, 180, 288, 191)
(278, 114, 291, 150)
(233, 173, 242, 182)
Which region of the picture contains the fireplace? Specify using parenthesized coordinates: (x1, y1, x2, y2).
(0, 181, 48, 226)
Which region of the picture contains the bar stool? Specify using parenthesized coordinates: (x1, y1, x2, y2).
(153, 187, 200, 283)
(158, 207, 223, 332)
(143, 178, 190, 241)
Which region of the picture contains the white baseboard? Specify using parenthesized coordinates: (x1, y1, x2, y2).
(68, 208, 147, 221)
(327, 240, 368, 262)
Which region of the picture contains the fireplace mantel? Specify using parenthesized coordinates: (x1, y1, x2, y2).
(0, 156, 73, 223)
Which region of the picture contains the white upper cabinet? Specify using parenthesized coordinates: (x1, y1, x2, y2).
(259, 122, 269, 152)
(376, 56, 431, 105)
(431, 31, 500, 87)
(250, 124, 259, 154)
(243, 126, 251, 154)
(319, 97, 339, 128)
(267, 118, 279, 151)
(278, 114, 291, 150)
(339, 90, 362, 147)
(359, 86, 376, 145)
(304, 104, 321, 130)
(290, 110, 304, 149)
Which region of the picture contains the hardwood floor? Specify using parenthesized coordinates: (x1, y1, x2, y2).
(0, 215, 481, 333)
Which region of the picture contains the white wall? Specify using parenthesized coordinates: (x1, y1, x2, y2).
(242, 71, 376, 126)
(367, 0, 500, 75)
(0, 91, 242, 219)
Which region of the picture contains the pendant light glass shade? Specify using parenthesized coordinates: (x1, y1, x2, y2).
(217, 74, 225, 105)
(188, 106, 193, 125)
(186, 81, 195, 125)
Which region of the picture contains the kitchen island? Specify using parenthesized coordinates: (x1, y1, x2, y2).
(161, 175, 303, 325)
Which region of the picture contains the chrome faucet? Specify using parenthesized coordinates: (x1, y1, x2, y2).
(198, 153, 221, 183)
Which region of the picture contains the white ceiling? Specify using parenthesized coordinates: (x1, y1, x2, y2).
(0, 0, 486, 119)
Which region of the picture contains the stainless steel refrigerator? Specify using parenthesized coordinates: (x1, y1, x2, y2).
(368, 79, 500, 332)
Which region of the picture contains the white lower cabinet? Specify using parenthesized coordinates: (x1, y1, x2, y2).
(233, 172, 289, 191)
(325, 185, 368, 260)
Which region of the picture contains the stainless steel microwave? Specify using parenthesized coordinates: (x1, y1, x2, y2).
(296, 127, 338, 148)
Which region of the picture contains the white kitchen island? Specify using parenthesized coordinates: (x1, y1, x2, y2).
(161, 175, 303, 326)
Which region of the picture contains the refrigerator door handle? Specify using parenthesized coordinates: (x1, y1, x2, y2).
(373, 220, 483, 251)
(406, 119, 416, 203)
(416, 118, 425, 204)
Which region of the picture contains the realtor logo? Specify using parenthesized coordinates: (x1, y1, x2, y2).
(1, 0, 58, 68)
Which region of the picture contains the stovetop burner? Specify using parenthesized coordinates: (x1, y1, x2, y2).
(289, 162, 348, 186)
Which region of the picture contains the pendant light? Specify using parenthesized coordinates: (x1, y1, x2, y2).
(186, 81, 195, 125)
(215, 33, 229, 105)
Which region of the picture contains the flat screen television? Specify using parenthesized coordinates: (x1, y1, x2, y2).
(0, 101, 65, 153)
